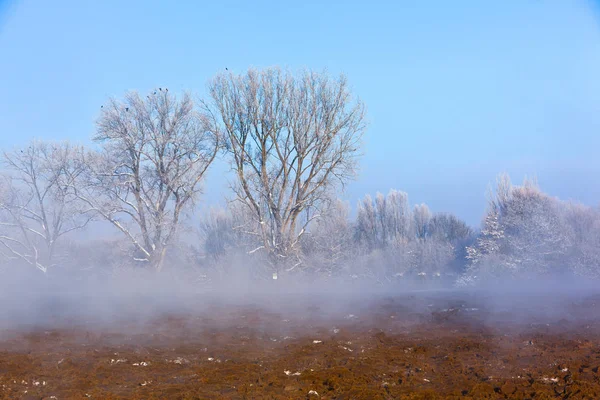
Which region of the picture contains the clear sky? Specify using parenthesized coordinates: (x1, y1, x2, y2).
(1, 0, 599, 226)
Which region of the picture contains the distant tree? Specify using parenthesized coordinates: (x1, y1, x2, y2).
(71, 89, 219, 271)
(413, 203, 432, 240)
(356, 194, 378, 249)
(564, 202, 600, 278)
(374, 193, 387, 243)
(407, 239, 455, 278)
(200, 207, 235, 260)
(199, 203, 259, 260)
(428, 213, 473, 243)
(203, 68, 366, 273)
(302, 199, 353, 274)
(353, 190, 469, 282)
(355, 190, 412, 249)
(426, 212, 474, 275)
(384, 189, 412, 241)
(0, 141, 92, 273)
(501, 182, 570, 271)
(462, 174, 571, 283)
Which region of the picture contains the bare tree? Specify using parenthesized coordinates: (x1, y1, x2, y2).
(0, 141, 92, 273)
(203, 68, 366, 272)
(72, 89, 218, 271)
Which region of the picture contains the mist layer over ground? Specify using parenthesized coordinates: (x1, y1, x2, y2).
(1, 266, 597, 330)
(2, 276, 600, 399)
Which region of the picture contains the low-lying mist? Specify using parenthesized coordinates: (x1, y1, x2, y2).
(0, 71, 599, 338)
(1, 258, 599, 339)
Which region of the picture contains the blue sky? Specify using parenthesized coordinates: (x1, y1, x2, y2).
(1, 0, 599, 226)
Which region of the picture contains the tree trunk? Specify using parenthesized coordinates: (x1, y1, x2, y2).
(152, 247, 167, 272)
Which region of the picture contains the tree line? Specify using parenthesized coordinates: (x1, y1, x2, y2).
(0, 68, 598, 285)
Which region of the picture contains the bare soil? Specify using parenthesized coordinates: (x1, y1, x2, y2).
(1, 291, 600, 399)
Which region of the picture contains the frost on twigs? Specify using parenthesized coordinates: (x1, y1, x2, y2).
(71, 89, 219, 272)
(203, 68, 366, 270)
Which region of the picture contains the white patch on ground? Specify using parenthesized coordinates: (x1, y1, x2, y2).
(132, 361, 149, 366)
(167, 357, 190, 365)
(541, 377, 559, 383)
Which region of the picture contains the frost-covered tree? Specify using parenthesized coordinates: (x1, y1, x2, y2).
(354, 190, 470, 281)
(199, 207, 235, 260)
(302, 199, 353, 274)
(462, 174, 572, 283)
(355, 194, 378, 249)
(384, 189, 412, 241)
(203, 68, 366, 272)
(502, 183, 570, 271)
(563, 202, 600, 278)
(199, 202, 259, 260)
(465, 205, 503, 264)
(429, 213, 473, 244)
(0, 141, 92, 273)
(72, 89, 219, 271)
(413, 203, 432, 240)
(355, 190, 412, 249)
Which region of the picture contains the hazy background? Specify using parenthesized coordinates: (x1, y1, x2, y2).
(1, 0, 599, 226)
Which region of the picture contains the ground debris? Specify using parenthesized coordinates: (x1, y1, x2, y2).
(284, 370, 301, 376)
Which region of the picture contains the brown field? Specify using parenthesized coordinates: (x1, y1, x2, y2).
(1, 291, 600, 399)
